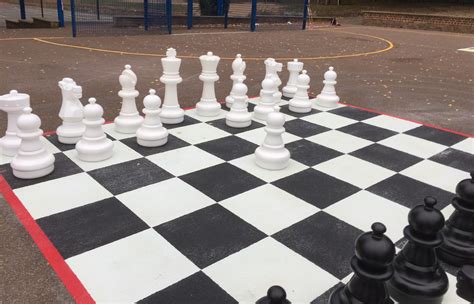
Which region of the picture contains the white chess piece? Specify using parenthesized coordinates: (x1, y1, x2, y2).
(289, 70, 312, 113)
(10, 107, 55, 179)
(159, 48, 185, 124)
(282, 59, 304, 99)
(264, 58, 283, 104)
(226, 80, 251, 128)
(253, 76, 279, 122)
(114, 64, 144, 133)
(254, 112, 290, 170)
(315, 66, 340, 108)
(196, 51, 221, 117)
(225, 54, 246, 108)
(76, 98, 114, 162)
(0, 90, 30, 157)
(136, 89, 168, 147)
(56, 78, 85, 144)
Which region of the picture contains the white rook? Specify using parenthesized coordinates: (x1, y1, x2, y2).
(0, 90, 30, 157)
(283, 59, 304, 99)
(114, 64, 143, 133)
(196, 51, 221, 117)
(160, 48, 185, 124)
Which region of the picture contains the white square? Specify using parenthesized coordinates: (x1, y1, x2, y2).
(236, 128, 301, 146)
(103, 123, 136, 140)
(451, 137, 473, 154)
(314, 155, 395, 189)
(64, 141, 141, 171)
(14, 173, 112, 219)
(169, 123, 230, 145)
(363, 115, 420, 133)
(400, 160, 468, 193)
(220, 184, 318, 235)
(185, 108, 228, 122)
(117, 178, 215, 227)
(147, 145, 224, 176)
(307, 130, 373, 153)
(445, 273, 470, 303)
(311, 100, 346, 111)
(203, 237, 339, 303)
(302, 112, 357, 129)
(230, 154, 307, 183)
(378, 134, 447, 158)
(325, 190, 409, 241)
(67, 229, 199, 303)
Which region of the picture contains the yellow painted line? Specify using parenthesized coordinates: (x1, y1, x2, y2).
(0, 36, 66, 41)
(31, 29, 394, 61)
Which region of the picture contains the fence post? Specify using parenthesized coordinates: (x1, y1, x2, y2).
(224, 7, 228, 28)
(19, 0, 26, 19)
(166, 0, 172, 34)
(57, 0, 65, 27)
(96, 0, 100, 20)
(302, 0, 309, 30)
(250, 0, 256, 32)
(144, 0, 149, 31)
(70, 0, 76, 37)
(217, 0, 223, 16)
(187, 0, 192, 29)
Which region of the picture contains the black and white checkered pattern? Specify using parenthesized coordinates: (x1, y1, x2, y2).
(1, 98, 472, 303)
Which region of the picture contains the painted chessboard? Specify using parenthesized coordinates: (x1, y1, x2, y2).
(1, 98, 473, 303)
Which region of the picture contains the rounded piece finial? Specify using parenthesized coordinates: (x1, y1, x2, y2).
(267, 112, 285, 128)
(17, 106, 40, 131)
(371, 222, 387, 238)
(456, 172, 474, 203)
(267, 286, 287, 303)
(236, 54, 242, 58)
(149, 89, 156, 95)
(233, 82, 248, 96)
(262, 77, 276, 90)
(424, 196, 437, 209)
(293, 59, 298, 62)
(88, 97, 96, 104)
(125, 64, 131, 69)
(23, 107, 32, 114)
(10, 90, 18, 95)
(207, 51, 213, 56)
(329, 66, 334, 71)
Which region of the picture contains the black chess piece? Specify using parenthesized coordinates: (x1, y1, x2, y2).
(388, 196, 448, 304)
(329, 222, 395, 304)
(457, 265, 474, 302)
(256, 286, 290, 304)
(437, 172, 474, 267)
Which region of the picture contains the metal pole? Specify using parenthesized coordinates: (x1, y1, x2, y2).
(187, 0, 192, 29)
(302, 0, 309, 30)
(96, 0, 100, 20)
(70, 0, 77, 37)
(217, 0, 223, 16)
(250, 0, 256, 32)
(166, 0, 172, 34)
(40, 0, 44, 17)
(57, 0, 65, 27)
(224, 6, 228, 28)
(144, 0, 148, 31)
(19, 0, 26, 19)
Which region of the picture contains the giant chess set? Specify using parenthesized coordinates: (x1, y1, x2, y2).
(0, 48, 473, 304)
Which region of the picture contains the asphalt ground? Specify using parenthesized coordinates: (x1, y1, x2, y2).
(0, 22, 473, 303)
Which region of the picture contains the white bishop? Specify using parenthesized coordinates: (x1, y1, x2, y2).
(114, 64, 144, 133)
(225, 54, 246, 109)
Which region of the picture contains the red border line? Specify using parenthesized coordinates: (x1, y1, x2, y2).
(0, 176, 95, 304)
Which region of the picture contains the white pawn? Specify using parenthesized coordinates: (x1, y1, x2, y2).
(160, 48, 184, 124)
(253, 76, 279, 122)
(56, 78, 85, 144)
(289, 70, 312, 113)
(11, 107, 55, 179)
(282, 59, 304, 99)
(114, 64, 144, 133)
(315, 66, 340, 108)
(76, 98, 114, 162)
(136, 89, 168, 147)
(196, 51, 221, 117)
(225, 54, 246, 109)
(226, 80, 251, 128)
(254, 112, 290, 171)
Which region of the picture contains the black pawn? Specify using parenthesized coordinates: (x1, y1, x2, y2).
(388, 196, 448, 304)
(457, 265, 474, 302)
(437, 172, 474, 266)
(256, 286, 290, 304)
(329, 222, 395, 304)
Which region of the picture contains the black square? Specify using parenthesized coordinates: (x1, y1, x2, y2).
(87, 158, 173, 195)
(207, 118, 264, 135)
(367, 174, 453, 210)
(404, 126, 466, 146)
(329, 106, 379, 121)
(337, 122, 397, 142)
(155, 204, 266, 268)
(120, 134, 190, 157)
(0, 153, 83, 189)
(37, 197, 149, 259)
(287, 139, 342, 166)
(180, 163, 266, 202)
(272, 169, 360, 209)
(350, 144, 423, 172)
(273, 211, 363, 279)
(279, 104, 319, 118)
(284, 119, 330, 138)
(429, 148, 474, 172)
(163, 115, 200, 130)
(196, 136, 258, 161)
(138, 271, 237, 304)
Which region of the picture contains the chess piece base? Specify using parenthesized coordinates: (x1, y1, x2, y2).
(114, 115, 144, 134)
(76, 139, 114, 162)
(315, 94, 340, 108)
(137, 137, 168, 147)
(387, 284, 444, 304)
(226, 118, 251, 128)
(11, 152, 55, 179)
(255, 146, 290, 170)
(437, 245, 474, 267)
(160, 107, 184, 124)
(196, 100, 221, 117)
(253, 106, 277, 121)
(225, 95, 234, 109)
(0, 135, 21, 157)
(57, 125, 86, 144)
(289, 101, 312, 113)
(282, 86, 297, 99)
(329, 285, 394, 304)
(137, 128, 168, 147)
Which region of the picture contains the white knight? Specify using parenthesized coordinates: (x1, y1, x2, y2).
(56, 78, 85, 144)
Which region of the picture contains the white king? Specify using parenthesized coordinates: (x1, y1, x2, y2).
(160, 48, 185, 124)
(196, 51, 221, 117)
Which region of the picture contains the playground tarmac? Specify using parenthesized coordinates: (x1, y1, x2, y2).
(0, 22, 473, 303)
